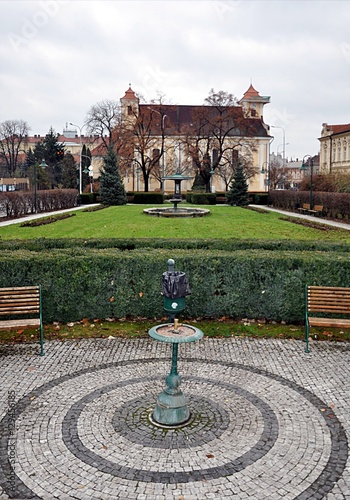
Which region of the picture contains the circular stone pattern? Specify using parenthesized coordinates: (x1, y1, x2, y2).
(112, 393, 231, 448)
(0, 358, 347, 499)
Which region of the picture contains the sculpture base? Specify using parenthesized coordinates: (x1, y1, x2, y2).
(152, 388, 191, 427)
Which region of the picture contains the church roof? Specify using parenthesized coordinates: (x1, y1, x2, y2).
(243, 84, 260, 98)
(139, 104, 269, 137)
(240, 84, 270, 104)
(121, 85, 137, 100)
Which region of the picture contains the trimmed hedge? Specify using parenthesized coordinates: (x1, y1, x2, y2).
(0, 190, 78, 217)
(186, 192, 217, 205)
(131, 192, 164, 204)
(0, 248, 349, 324)
(269, 190, 350, 219)
(79, 193, 99, 204)
(0, 238, 348, 253)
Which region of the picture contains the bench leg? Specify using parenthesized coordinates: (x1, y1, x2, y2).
(304, 322, 310, 353)
(39, 322, 44, 356)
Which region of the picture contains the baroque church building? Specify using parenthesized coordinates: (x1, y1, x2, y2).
(119, 84, 272, 193)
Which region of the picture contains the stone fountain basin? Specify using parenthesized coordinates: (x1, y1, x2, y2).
(143, 207, 210, 217)
(148, 323, 204, 343)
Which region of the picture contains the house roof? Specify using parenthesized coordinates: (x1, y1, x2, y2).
(139, 104, 269, 137)
(328, 124, 350, 135)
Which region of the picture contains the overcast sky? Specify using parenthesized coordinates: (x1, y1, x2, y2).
(1, 0, 350, 160)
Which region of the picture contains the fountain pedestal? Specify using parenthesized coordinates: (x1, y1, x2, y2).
(148, 259, 203, 427)
(149, 323, 203, 427)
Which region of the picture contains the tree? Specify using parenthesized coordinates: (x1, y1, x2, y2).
(61, 153, 78, 189)
(128, 105, 168, 192)
(29, 127, 65, 188)
(85, 100, 121, 150)
(0, 119, 30, 176)
(99, 148, 127, 205)
(226, 160, 249, 206)
(269, 156, 292, 190)
(182, 89, 257, 192)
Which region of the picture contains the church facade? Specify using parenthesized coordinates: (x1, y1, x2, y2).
(119, 84, 272, 193)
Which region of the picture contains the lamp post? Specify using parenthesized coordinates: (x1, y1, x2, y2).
(271, 125, 286, 166)
(136, 166, 140, 191)
(69, 122, 86, 195)
(300, 155, 314, 210)
(260, 162, 270, 205)
(34, 159, 48, 213)
(210, 168, 214, 193)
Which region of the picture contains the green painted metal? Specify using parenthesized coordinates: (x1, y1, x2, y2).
(304, 284, 310, 353)
(163, 296, 186, 313)
(152, 343, 191, 426)
(39, 284, 44, 356)
(149, 323, 204, 426)
(149, 323, 203, 344)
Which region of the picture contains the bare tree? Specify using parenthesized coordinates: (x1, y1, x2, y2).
(131, 106, 168, 192)
(269, 156, 292, 189)
(85, 100, 121, 150)
(0, 119, 30, 176)
(181, 89, 258, 192)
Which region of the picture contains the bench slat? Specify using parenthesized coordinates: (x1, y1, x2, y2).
(305, 285, 350, 352)
(0, 318, 41, 330)
(308, 317, 350, 328)
(0, 285, 44, 355)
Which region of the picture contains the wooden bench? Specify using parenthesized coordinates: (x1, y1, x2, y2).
(0, 286, 44, 356)
(305, 285, 350, 352)
(298, 203, 310, 214)
(308, 205, 324, 216)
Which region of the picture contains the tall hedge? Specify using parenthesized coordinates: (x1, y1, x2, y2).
(0, 248, 349, 324)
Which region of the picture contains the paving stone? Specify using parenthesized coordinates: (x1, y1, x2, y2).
(0, 337, 349, 499)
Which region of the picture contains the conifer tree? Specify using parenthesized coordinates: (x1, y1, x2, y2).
(226, 161, 249, 206)
(61, 153, 78, 189)
(99, 147, 127, 205)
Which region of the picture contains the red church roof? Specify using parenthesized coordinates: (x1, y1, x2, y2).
(243, 84, 260, 98)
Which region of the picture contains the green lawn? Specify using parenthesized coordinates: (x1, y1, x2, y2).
(0, 205, 349, 241)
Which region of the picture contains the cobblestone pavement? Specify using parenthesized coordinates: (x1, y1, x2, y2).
(0, 336, 349, 499)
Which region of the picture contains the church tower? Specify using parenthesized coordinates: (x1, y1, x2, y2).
(120, 85, 139, 125)
(239, 84, 270, 119)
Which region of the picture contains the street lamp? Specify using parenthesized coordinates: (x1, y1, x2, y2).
(210, 168, 214, 193)
(34, 159, 48, 213)
(260, 162, 270, 205)
(277, 142, 290, 163)
(69, 122, 86, 195)
(271, 125, 286, 166)
(300, 155, 314, 210)
(136, 166, 140, 191)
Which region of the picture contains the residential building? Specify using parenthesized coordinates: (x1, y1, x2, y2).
(319, 123, 350, 173)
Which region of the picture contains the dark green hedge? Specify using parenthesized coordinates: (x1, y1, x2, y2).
(0, 248, 349, 324)
(186, 192, 217, 205)
(79, 193, 99, 204)
(131, 192, 164, 204)
(0, 238, 349, 253)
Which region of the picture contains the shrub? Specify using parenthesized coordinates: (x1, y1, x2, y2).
(186, 192, 216, 204)
(80, 193, 97, 205)
(0, 247, 349, 324)
(269, 190, 350, 218)
(132, 192, 164, 204)
(0, 190, 78, 217)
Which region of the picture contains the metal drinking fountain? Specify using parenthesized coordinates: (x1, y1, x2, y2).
(148, 259, 204, 427)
